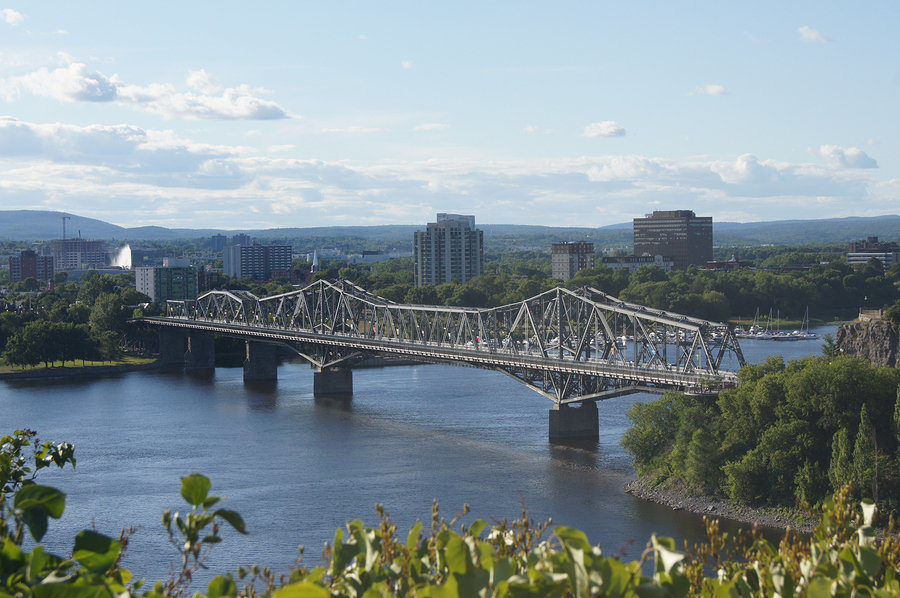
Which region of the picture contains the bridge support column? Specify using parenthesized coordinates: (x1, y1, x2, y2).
(549, 401, 598, 443)
(158, 328, 186, 367)
(314, 368, 353, 399)
(244, 341, 278, 382)
(185, 332, 215, 371)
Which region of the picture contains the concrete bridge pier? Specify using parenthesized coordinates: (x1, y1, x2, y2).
(158, 328, 187, 367)
(243, 341, 278, 382)
(185, 332, 215, 372)
(314, 367, 353, 399)
(549, 401, 599, 443)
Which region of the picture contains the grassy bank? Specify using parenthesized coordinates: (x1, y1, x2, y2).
(0, 355, 156, 373)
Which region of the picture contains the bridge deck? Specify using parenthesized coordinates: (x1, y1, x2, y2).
(144, 316, 738, 392)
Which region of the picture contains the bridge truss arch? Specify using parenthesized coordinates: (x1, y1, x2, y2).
(159, 279, 745, 404)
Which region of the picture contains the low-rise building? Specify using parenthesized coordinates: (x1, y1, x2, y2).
(601, 254, 673, 273)
(847, 236, 899, 268)
(135, 258, 198, 303)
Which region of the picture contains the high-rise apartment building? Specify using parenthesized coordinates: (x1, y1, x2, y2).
(223, 244, 292, 280)
(50, 238, 107, 272)
(551, 242, 595, 280)
(414, 213, 483, 287)
(633, 210, 712, 269)
(135, 258, 198, 303)
(9, 250, 54, 283)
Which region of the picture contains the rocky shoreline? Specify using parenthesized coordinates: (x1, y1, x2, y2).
(625, 478, 816, 533)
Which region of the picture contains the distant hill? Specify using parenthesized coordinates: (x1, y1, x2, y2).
(715, 215, 900, 245)
(0, 210, 896, 246)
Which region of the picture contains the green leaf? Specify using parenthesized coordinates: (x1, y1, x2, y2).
(32, 585, 108, 598)
(72, 530, 121, 573)
(207, 574, 237, 598)
(21, 509, 49, 543)
(180, 473, 212, 506)
(443, 533, 469, 575)
(213, 509, 247, 534)
(14, 484, 66, 518)
(856, 545, 882, 580)
(406, 521, 423, 551)
(469, 519, 487, 538)
(271, 582, 330, 598)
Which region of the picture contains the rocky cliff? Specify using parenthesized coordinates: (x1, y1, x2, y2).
(835, 319, 900, 368)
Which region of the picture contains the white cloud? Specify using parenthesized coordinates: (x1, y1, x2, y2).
(268, 144, 296, 153)
(691, 84, 727, 96)
(413, 123, 450, 131)
(245, 129, 262, 137)
(798, 26, 833, 43)
(186, 69, 222, 94)
(819, 145, 877, 168)
(582, 121, 626, 138)
(0, 116, 888, 227)
(0, 9, 23, 26)
(401, 60, 413, 69)
(0, 60, 291, 120)
(55, 29, 68, 35)
(524, 125, 540, 134)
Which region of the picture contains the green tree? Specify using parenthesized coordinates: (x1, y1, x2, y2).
(852, 404, 877, 499)
(89, 292, 127, 334)
(829, 427, 852, 491)
(684, 427, 719, 493)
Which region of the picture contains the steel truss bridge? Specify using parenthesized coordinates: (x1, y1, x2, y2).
(144, 279, 745, 406)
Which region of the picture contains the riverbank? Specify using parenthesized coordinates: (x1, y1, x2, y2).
(0, 358, 160, 381)
(624, 477, 815, 533)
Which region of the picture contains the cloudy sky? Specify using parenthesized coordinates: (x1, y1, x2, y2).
(0, 1, 897, 228)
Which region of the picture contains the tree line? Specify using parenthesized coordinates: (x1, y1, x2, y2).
(1, 271, 148, 368)
(622, 354, 900, 518)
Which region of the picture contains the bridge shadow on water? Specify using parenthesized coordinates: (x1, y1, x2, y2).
(243, 380, 279, 411)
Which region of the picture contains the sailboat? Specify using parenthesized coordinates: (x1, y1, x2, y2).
(789, 307, 817, 340)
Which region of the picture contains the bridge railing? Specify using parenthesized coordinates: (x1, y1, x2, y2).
(165, 279, 744, 381)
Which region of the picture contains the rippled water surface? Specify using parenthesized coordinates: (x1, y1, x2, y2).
(0, 325, 837, 580)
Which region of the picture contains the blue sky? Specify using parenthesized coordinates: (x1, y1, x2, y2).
(0, 1, 897, 228)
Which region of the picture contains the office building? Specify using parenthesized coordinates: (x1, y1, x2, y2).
(9, 250, 54, 283)
(847, 236, 899, 268)
(135, 258, 198, 303)
(633, 210, 712, 269)
(551, 242, 595, 280)
(414, 213, 483, 286)
(223, 244, 293, 280)
(601, 254, 673, 273)
(50, 238, 107, 272)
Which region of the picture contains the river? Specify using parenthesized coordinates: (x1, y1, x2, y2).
(0, 325, 837, 582)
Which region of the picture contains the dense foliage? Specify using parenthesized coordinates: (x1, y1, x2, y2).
(306, 253, 898, 323)
(622, 355, 900, 517)
(1, 272, 148, 368)
(1, 430, 899, 597)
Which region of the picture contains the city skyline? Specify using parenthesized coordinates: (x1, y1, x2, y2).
(0, 2, 897, 228)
